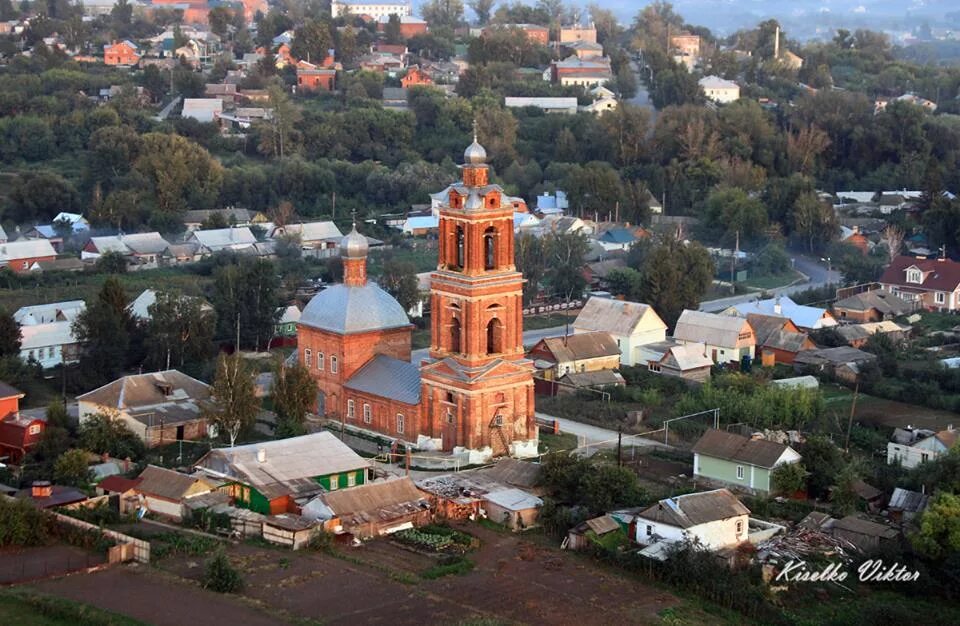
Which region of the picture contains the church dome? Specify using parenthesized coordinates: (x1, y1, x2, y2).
(299, 283, 410, 334)
(340, 224, 368, 258)
(464, 139, 487, 165)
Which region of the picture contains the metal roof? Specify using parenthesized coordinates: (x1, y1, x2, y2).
(888, 488, 930, 513)
(533, 332, 620, 363)
(725, 296, 836, 330)
(833, 290, 913, 315)
(274, 221, 343, 243)
(636, 489, 749, 528)
(0, 239, 56, 262)
(574, 297, 666, 337)
(136, 465, 209, 501)
(662, 343, 713, 370)
(692, 429, 796, 469)
(299, 283, 410, 334)
(190, 227, 256, 251)
(320, 477, 429, 527)
(15, 301, 85, 325)
(344, 355, 421, 405)
(483, 488, 542, 511)
(78, 370, 211, 410)
(90, 233, 169, 256)
(474, 458, 542, 489)
(674, 310, 753, 347)
(19, 321, 77, 350)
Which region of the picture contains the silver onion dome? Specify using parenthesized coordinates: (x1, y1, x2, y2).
(464, 139, 487, 164)
(340, 224, 368, 258)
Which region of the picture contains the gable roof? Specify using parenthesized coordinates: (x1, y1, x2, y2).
(534, 332, 620, 363)
(321, 477, 429, 525)
(888, 487, 930, 513)
(194, 432, 370, 499)
(880, 255, 960, 291)
(833, 290, 914, 316)
(136, 465, 207, 501)
(482, 488, 542, 511)
(598, 227, 636, 244)
(78, 370, 211, 410)
(344, 355, 421, 405)
(19, 321, 77, 350)
(89, 233, 169, 256)
(14, 301, 85, 325)
(574, 297, 666, 337)
(0, 240, 56, 263)
(692, 429, 796, 469)
(793, 346, 877, 366)
(127, 289, 212, 321)
(725, 296, 835, 330)
(0, 381, 22, 400)
(832, 515, 898, 539)
(98, 475, 141, 493)
(474, 458, 542, 489)
(274, 221, 343, 243)
(636, 488, 749, 528)
(746, 313, 793, 345)
(661, 343, 713, 370)
(674, 310, 753, 346)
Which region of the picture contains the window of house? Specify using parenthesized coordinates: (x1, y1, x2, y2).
(446, 408, 455, 424)
(646, 524, 653, 536)
(331, 356, 338, 373)
(396, 413, 404, 434)
(347, 472, 356, 487)
(736, 520, 744, 534)
(936, 292, 946, 304)
(242, 487, 250, 502)
(28, 350, 34, 360)
(493, 414, 504, 426)
(736, 465, 744, 479)
(907, 269, 922, 284)
(317, 352, 324, 370)
(304, 349, 311, 367)
(922, 452, 930, 463)
(363, 403, 371, 423)
(347, 399, 355, 418)
(329, 475, 338, 490)
(47, 347, 54, 358)
(28, 424, 41, 435)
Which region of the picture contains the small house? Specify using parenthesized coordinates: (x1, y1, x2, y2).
(647, 342, 713, 383)
(722, 296, 837, 331)
(0, 382, 42, 464)
(746, 313, 815, 365)
(0, 240, 57, 273)
(566, 515, 623, 551)
(832, 290, 915, 323)
(692, 429, 802, 494)
(275, 305, 302, 337)
(793, 347, 878, 383)
(830, 515, 899, 553)
(878, 255, 960, 312)
(271, 221, 343, 257)
(699, 76, 740, 103)
(633, 489, 751, 552)
(887, 425, 957, 469)
(482, 488, 542, 531)
(310, 477, 431, 539)
(134, 465, 214, 521)
(262, 514, 318, 549)
(103, 40, 140, 66)
(83, 233, 170, 268)
(674, 310, 755, 366)
(557, 369, 626, 394)
(836, 321, 910, 349)
(573, 297, 668, 366)
(189, 227, 257, 255)
(527, 332, 621, 382)
(887, 488, 930, 523)
(96, 476, 142, 514)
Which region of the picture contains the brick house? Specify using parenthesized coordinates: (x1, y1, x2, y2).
(483, 24, 549, 45)
(0, 382, 43, 464)
(400, 65, 433, 88)
(878, 255, 960, 312)
(377, 14, 428, 39)
(297, 60, 337, 91)
(103, 40, 141, 66)
(0, 240, 57, 273)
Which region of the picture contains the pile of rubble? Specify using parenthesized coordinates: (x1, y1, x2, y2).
(755, 527, 859, 564)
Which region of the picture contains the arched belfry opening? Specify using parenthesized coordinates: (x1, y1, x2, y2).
(484, 227, 497, 270)
(486, 318, 503, 355)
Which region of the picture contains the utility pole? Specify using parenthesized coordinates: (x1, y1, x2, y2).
(235, 312, 240, 351)
(617, 426, 623, 467)
(844, 383, 859, 453)
(730, 230, 739, 295)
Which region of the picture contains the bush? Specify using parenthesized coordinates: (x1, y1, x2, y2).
(0, 498, 51, 547)
(421, 555, 475, 579)
(202, 549, 243, 593)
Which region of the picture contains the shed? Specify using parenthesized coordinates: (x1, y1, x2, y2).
(887, 488, 930, 523)
(566, 514, 623, 551)
(831, 515, 899, 552)
(482, 488, 542, 531)
(262, 514, 317, 550)
(318, 477, 431, 539)
(134, 465, 213, 521)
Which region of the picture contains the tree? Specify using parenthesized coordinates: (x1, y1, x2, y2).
(72, 277, 133, 387)
(600, 104, 651, 167)
(144, 291, 216, 371)
(205, 353, 259, 447)
(881, 225, 905, 262)
(133, 133, 223, 214)
(380, 259, 421, 314)
(383, 14, 402, 44)
(53, 449, 93, 488)
(271, 360, 314, 437)
(515, 233, 545, 305)
(912, 492, 960, 560)
(96, 251, 128, 274)
(605, 267, 644, 301)
(792, 191, 836, 252)
(639, 238, 714, 328)
(421, 0, 464, 30)
(0, 308, 20, 357)
(786, 124, 831, 176)
(203, 549, 244, 592)
(207, 6, 232, 37)
(45, 401, 70, 429)
(468, 0, 494, 25)
(703, 187, 768, 245)
(544, 232, 589, 300)
(290, 18, 333, 65)
(79, 411, 145, 459)
(772, 462, 807, 495)
(800, 435, 845, 499)
(256, 84, 302, 159)
(212, 259, 280, 351)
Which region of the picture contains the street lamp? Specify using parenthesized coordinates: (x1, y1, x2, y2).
(820, 257, 832, 283)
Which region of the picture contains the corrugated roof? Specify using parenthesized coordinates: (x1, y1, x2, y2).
(725, 297, 835, 330)
(19, 321, 77, 350)
(559, 369, 624, 387)
(275, 221, 343, 243)
(299, 283, 410, 335)
(475, 458, 542, 489)
(585, 514, 620, 534)
(90, 233, 169, 256)
(793, 346, 877, 366)
(536, 332, 620, 363)
(0, 381, 22, 399)
(78, 370, 211, 410)
(574, 297, 666, 337)
(344, 355, 421, 405)
(663, 343, 713, 370)
(692, 429, 794, 469)
(0, 239, 56, 262)
(888, 488, 929, 513)
(194, 432, 370, 498)
(190, 227, 256, 250)
(137, 465, 208, 501)
(321, 477, 428, 526)
(674, 310, 753, 347)
(636, 488, 749, 528)
(834, 290, 913, 315)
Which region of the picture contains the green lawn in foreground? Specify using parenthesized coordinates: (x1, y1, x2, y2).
(0, 589, 144, 626)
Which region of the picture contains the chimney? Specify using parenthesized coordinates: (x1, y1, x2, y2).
(257, 448, 266, 463)
(773, 297, 782, 315)
(32, 481, 52, 499)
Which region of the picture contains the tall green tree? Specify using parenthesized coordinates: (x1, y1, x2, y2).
(256, 84, 302, 159)
(380, 259, 421, 314)
(72, 277, 133, 386)
(383, 14, 402, 44)
(79, 411, 145, 459)
(792, 191, 837, 252)
(421, 0, 464, 30)
(515, 233, 545, 305)
(212, 259, 281, 351)
(703, 187, 768, 245)
(144, 291, 216, 371)
(467, 0, 495, 25)
(912, 492, 960, 560)
(205, 353, 259, 447)
(133, 133, 223, 213)
(53, 449, 93, 488)
(271, 360, 314, 437)
(638, 238, 714, 328)
(290, 18, 333, 65)
(0, 308, 20, 357)
(545, 232, 589, 300)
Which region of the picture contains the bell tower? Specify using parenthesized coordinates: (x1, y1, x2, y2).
(420, 129, 537, 459)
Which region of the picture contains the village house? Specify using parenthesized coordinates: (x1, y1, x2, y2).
(16, 481, 88, 510)
(527, 332, 621, 385)
(832, 289, 915, 323)
(77, 370, 214, 447)
(504, 97, 579, 115)
(0, 382, 44, 465)
(630, 489, 766, 555)
(271, 221, 344, 257)
(563, 39, 604, 60)
(182, 208, 266, 231)
(692, 429, 802, 495)
(194, 432, 371, 515)
(0, 240, 57, 273)
(181, 98, 223, 123)
(303, 476, 431, 539)
(645, 342, 714, 383)
(555, 369, 626, 395)
(746, 313, 815, 366)
(275, 305, 301, 339)
(669, 32, 701, 70)
(723, 296, 837, 332)
(21, 213, 89, 252)
(878, 255, 960, 312)
(573, 297, 668, 366)
(887, 487, 930, 523)
(400, 65, 433, 88)
(417, 460, 543, 527)
(698, 75, 740, 103)
(297, 60, 337, 92)
(793, 346, 878, 383)
(566, 514, 624, 550)
(133, 465, 215, 521)
(836, 321, 911, 349)
(377, 14, 427, 39)
(887, 425, 957, 469)
(560, 24, 597, 43)
(96, 475, 142, 515)
(103, 40, 140, 65)
(483, 23, 549, 44)
(15, 299, 86, 369)
(674, 310, 756, 366)
(83, 232, 170, 268)
(550, 55, 613, 87)
(830, 515, 899, 553)
(188, 226, 258, 254)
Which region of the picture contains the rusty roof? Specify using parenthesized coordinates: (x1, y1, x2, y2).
(475, 458, 542, 489)
(692, 429, 795, 468)
(833, 515, 899, 539)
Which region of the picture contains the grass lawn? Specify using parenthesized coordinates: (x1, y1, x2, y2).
(538, 430, 578, 453)
(367, 245, 438, 275)
(0, 589, 144, 626)
(524, 313, 574, 331)
(739, 269, 805, 290)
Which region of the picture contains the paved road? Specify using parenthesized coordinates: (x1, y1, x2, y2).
(537, 412, 671, 451)
(699, 253, 841, 312)
(411, 324, 571, 364)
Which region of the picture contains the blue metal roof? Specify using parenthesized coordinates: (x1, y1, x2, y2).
(345, 355, 421, 405)
(300, 283, 410, 334)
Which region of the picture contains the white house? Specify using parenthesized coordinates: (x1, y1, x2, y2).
(504, 97, 579, 115)
(14, 300, 86, 369)
(331, 0, 411, 19)
(887, 426, 957, 469)
(630, 489, 753, 551)
(181, 98, 223, 123)
(83, 233, 170, 268)
(127, 289, 213, 322)
(573, 297, 668, 366)
(673, 310, 756, 365)
(271, 221, 343, 258)
(188, 227, 257, 254)
(698, 76, 740, 104)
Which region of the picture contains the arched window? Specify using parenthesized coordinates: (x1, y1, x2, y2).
(450, 317, 461, 354)
(330, 355, 338, 373)
(303, 349, 311, 368)
(484, 227, 497, 270)
(456, 226, 465, 269)
(486, 318, 502, 355)
(317, 352, 324, 371)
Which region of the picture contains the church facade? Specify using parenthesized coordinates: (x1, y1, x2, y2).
(297, 137, 538, 460)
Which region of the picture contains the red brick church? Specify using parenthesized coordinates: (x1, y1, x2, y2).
(297, 136, 538, 460)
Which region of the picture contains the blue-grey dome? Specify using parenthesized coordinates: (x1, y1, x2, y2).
(299, 283, 410, 334)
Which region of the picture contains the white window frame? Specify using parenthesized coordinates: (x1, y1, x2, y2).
(736, 520, 743, 534)
(363, 403, 371, 423)
(331, 355, 338, 373)
(736, 465, 744, 480)
(347, 472, 356, 487)
(936, 292, 946, 304)
(329, 474, 338, 491)
(28, 424, 41, 435)
(907, 269, 922, 284)
(303, 348, 311, 368)
(317, 352, 324, 371)
(396, 413, 404, 434)
(347, 399, 355, 418)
